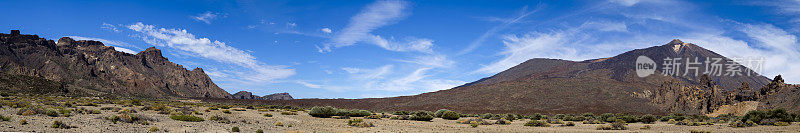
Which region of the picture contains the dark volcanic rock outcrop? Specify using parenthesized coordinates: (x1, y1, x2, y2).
(232, 91, 293, 100)
(263, 92, 293, 100)
(0, 31, 232, 99)
(233, 91, 262, 100)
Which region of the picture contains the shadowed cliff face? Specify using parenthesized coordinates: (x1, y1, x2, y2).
(0, 31, 232, 99)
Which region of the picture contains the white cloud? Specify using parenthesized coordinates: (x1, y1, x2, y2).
(581, 21, 628, 32)
(686, 23, 800, 83)
(458, 6, 539, 55)
(367, 35, 433, 53)
(610, 0, 640, 7)
(126, 22, 295, 83)
(321, 0, 414, 52)
(342, 65, 393, 79)
(295, 81, 322, 89)
(321, 28, 332, 33)
(476, 31, 572, 74)
(67, 36, 139, 54)
(113, 47, 137, 54)
(397, 54, 454, 68)
(101, 23, 120, 32)
(192, 11, 222, 24)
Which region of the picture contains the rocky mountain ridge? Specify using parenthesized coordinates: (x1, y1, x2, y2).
(232, 91, 294, 100)
(0, 30, 232, 99)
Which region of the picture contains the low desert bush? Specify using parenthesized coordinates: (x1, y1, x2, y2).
(232, 108, 246, 111)
(470, 121, 479, 127)
(640, 114, 657, 124)
(775, 121, 790, 126)
(480, 113, 493, 119)
(409, 111, 434, 121)
(222, 110, 232, 114)
(51, 120, 73, 129)
(281, 111, 297, 115)
(308, 106, 337, 118)
(231, 126, 240, 132)
(0, 115, 10, 121)
(495, 119, 511, 125)
(256, 129, 264, 133)
(667, 119, 677, 124)
(597, 119, 627, 130)
(149, 127, 159, 132)
(366, 114, 382, 119)
(583, 119, 604, 124)
(640, 125, 651, 130)
(563, 121, 575, 126)
(274, 121, 284, 126)
(264, 113, 273, 117)
(45, 109, 59, 117)
(434, 109, 450, 117)
(169, 114, 204, 122)
(347, 119, 374, 127)
(524, 120, 550, 127)
(441, 111, 460, 120)
(458, 118, 491, 125)
(210, 115, 231, 124)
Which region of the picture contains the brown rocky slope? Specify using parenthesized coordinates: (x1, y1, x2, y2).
(0, 30, 231, 99)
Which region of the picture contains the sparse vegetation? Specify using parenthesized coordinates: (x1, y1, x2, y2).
(347, 118, 374, 127)
(264, 113, 273, 117)
(0, 114, 10, 121)
(222, 110, 232, 114)
(149, 127, 159, 132)
(170, 114, 204, 122)
(231, 126, 240, 132)
(19, 119, 27, 125)
(524, 120, 550, 127)
(409, 111, 434, 121)
(51, 120, 73, 129)
(281, 111, 297, 115)
(441, 110, 460, 120)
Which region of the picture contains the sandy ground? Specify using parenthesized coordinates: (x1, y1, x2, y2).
(1, 104, 799, 133)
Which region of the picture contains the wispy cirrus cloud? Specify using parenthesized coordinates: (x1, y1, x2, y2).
(458, 6, 540, 55)
(192, 11, 224, 24)
(320, 0, 434, 53)
(126, 22, 295, 84)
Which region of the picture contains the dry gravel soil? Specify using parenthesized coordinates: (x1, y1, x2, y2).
(1, 104, 799, 133)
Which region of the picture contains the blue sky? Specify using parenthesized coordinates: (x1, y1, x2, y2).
(2, 0, 799, 98)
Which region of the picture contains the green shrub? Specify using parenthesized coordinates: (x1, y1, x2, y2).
(0, 115, 10, 121)
(495, 119, 511, 125)
(19, 119, 27, 125)
(564, 121, 575, 126)
(480, 113, 493, 119)
(149, 127, 159, 132)
(470, 121, 479, 127)
(308, 106, 337, 118)
(51, 120, 72, 129)
(742, 110, 766, 123)
(264, 113, 273, 117)
(281, 111, 297, 115)
(503, 114, 516, 121)
(209, 115, 231, 124)
(640, 114, 657, 124)
(169, 114, 204, 122)
(457, 118, 490, 125)
(256, 129, 264, 133)
(524, 120, 550, 127)
(231, 126, 240, 132)
(554, 114, 565, 119)
(441, 111, 460, 120)
(775, 121, 790, 126)
(347, 118, 374, 127)
(222, 110, 232, 114)
(45, 109, 59, 117)
(767, 108, 794, 123)
(597, 119, 627, 130)
(434, 109, 450, 117)
(347, 110, 372, 117)
(409, 111, 434, 121)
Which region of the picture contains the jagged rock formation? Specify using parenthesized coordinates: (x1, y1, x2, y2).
(232, 91, 293, 100)
(0, 30, 232, 99)
(263, 92, 293, 100)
